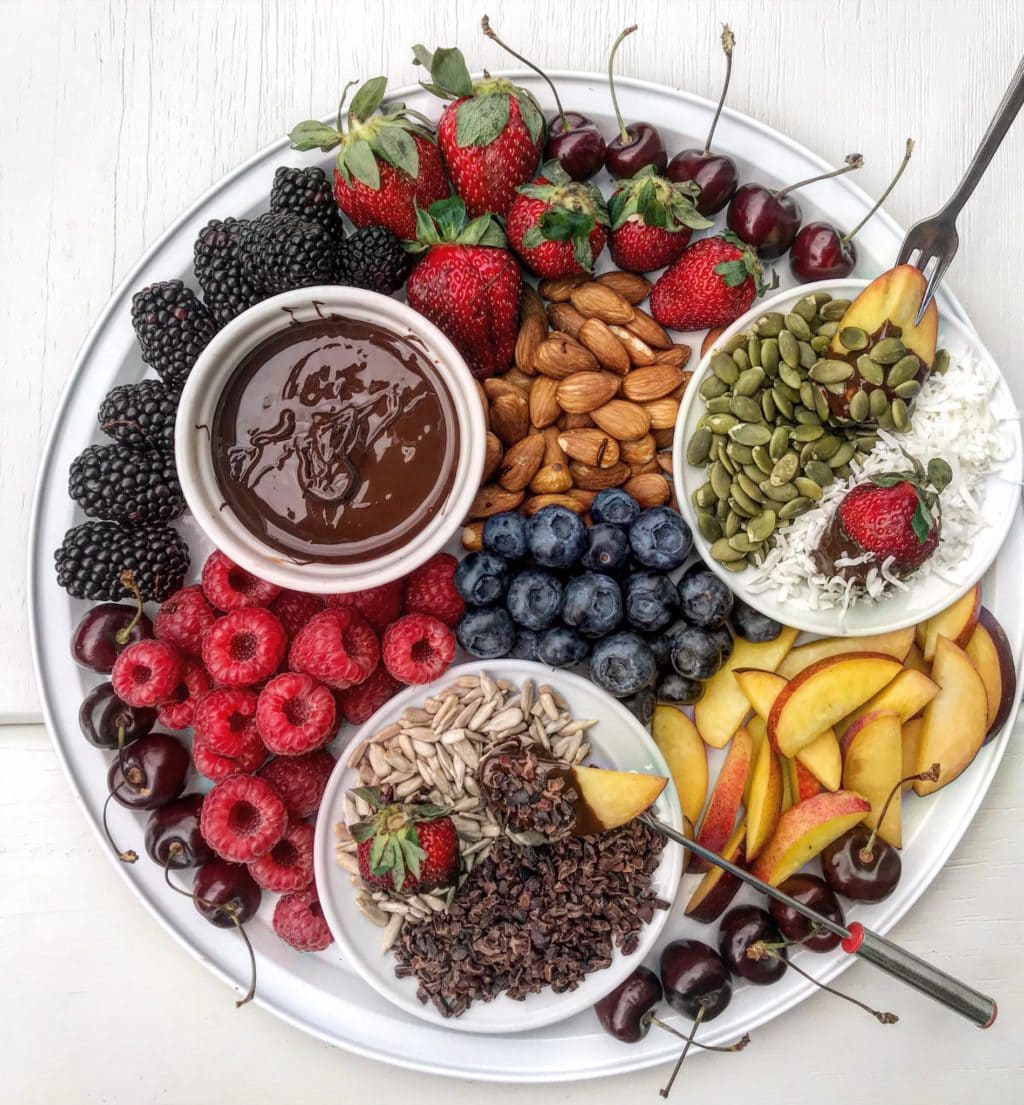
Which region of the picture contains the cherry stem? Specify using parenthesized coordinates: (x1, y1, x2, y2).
(860, 761, 940, 862)
(162, 849, 257, 1008)
(843, 138, 915, 245)
(481, 15, 566, 132)
(774, 153, 864, 200)
(116, 724, 148, 798)
(607, 24, 638, 143)
(102, 784, 138, 864)
(659, 1001, 706, 1098)
(115, 570, 144, 645)
(703, 24, 735, 155)
(757, 945, 898, 1024)
(647, 1014, 750, 1053)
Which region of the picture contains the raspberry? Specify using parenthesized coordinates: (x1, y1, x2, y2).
(201, 549, 281, 611)
(269, 589, 324, 638)
(200, 774, 287, 862)
(247, 820, 315, 892)
(193, 733, 268, 782)
(111, 639, 184, 707)
(156, 659, 211, 730)
(194, 687, 260, 756)
(154, 585, 218, 656)
(202, 608, 288, 686)
(258, 750, 335, 819)
(325, 579, 403, 630)
(382, 614, 456, 684)
(403, 553, 465, 627)
(289, 608, 379, 690)
(272, 886, 333, 951)
(256, 672, 336, 755)
(337, 662, 401, 725)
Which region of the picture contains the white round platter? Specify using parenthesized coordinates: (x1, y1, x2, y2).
(313, 659, 684, 1035)
(28, 71, 1022, 1081)
(673, 278, 1024, 636)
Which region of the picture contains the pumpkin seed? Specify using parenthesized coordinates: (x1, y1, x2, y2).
(729, 493, 757, 519)
(769, 425, 790, 460)
(811, 434, 842, 461)
(686, 427, 712, 465)
(828, 441, 855, 468)
(799, 441, 817, 467)
(891, 397, 911, 431)
(798, 382, 818, 411)
(794, 476, 823, 501)
(785, 312, 812, 341)
(933, 348, 950, 375)
(711, 352, 739, 384)
(761, 338, 780, 375)
(697, 511, 722, 542)
(779, 362, 804, 390)
(694, 481, 716, 508)
(809, 359, 854, 384)
(716, 499, 730, 524)
(774, 379, 800, 403)
(731, 480, 762, 513)
(798, 340, 818, 369)
(732, 348, 750, 371)
(700, 373, 729, 400)
(854, 434, 878, 453)
(823, 381, 847, 397)
(752, 445, 774, 475)
(871, 336, 906, 364)
(795, 406, 820, 425)
(804, 460, 834, 487)
(877, 410, 896, 432)
(819, 299, 851, 321)
(727, 532, 763, 554)
(746, 336, 762, 367)
(779, 496, 813, 519)
(706, 413, 739, 435)
(720, 556, 750, 572)
(856, 354, 885, 386)
(743, 462, 765, 485)
(887, 354, 920, 387)
(838, 326, 868, 351)
(810, 335, 831, 354)
(868, 388, 889, 419)
(735, 366, 766, 396)
(847, 388, 870, 422)
(717, 443, 737, 474)
(724, 509, 741, 537)
(778, 330, 800, 368)
(728, 442, 754, 466)
(893, 379, 921, 400)
(760, 479, 798, 503)
(730, 395, 763, 422)
(772, 387, 795, 420)
(761, 390, 777, 421)
(770, 452, 800, 485)
(710, 461, 732, 499)
(705, 395, 733, 413)
(792, 297, 819, 323)
(747, 509, 777, 543)
(834, 463, 853, 478)
(729, 422, 773, 447)
(755, 312, 786, 338)
(816, 320, 839, 338)
(791, 423, 824, 442)
(711, 538, 746, 563)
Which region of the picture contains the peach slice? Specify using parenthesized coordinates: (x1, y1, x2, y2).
(690, 726, 753, 872)
(694, 627, 799, 748)
(903, 642, 931, 676)
(751, 790, 872, 886)
(915, 584, 981, 662)
(901, 718, 923, 789)
(914, 635, 988, 797)
(569, 765, 668, 836)
(744, 715, 767, 805)
(784, 756, 823, 804)
(840, 710, 903, 847)
(651, 705, 708, 825)
(965, 608, 1018, 739)
(746, 734, 783, 861)
(768, 653, 903, 758)
(777, 627, 915, 681)
(685, 819, 747, 923)
(834, 668, 939, 739)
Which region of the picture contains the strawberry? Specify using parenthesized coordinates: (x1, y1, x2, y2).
(507, 161, 610, 278)
(351, 787, 458, 895)
(649, 232, 771, 332)
(289, 76, 449, 241)
(405, 197, 522, 380)
(607, 166, 713, 273)
(413, 44, 544, 217)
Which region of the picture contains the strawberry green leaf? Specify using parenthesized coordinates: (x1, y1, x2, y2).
(411, 44, 434, 70)
(607, 188, 633, 230)
(571, 233, 594, 271)
(513, 89, 546, 146)
(714, 259, 751, 289)
(433, 196, 470, 239)
(343, 137, 381, 190)
(349, 820, 376, 843)
(539, 159, 570, 186)
(390, 840, 407, 891)
(456, 93, 510, 148)
(912, 499, 933, 543)
(374, 126, 419, 178)
(349, 76, 388, 122)
(350, 786, 383, 808)
(288, 120, 342, 152)
(517, 182, 557, 200)
(522, 225, 546, 249)
(412, 802, 450, 820)
(416, 44, 474, 99)
(870, 473, 908, 488)
(412, 197, 507, 249)
(928, 457, 953, 492)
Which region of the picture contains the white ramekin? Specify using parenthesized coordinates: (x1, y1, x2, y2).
(175, 287, 485, 594)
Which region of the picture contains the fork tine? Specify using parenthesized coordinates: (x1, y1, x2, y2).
(915, 252, 955, 325)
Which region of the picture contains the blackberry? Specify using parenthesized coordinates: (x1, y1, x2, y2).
(69, 443, 185, 525)
(338, 225, 412, 294)
(131, 280, 218, 389)
(238, 212, 343, 296)
(270, 166, 344, 240)
(55, 521, 190, 602)
(193, 218, 264, 325)
(98, 379, 179, 450)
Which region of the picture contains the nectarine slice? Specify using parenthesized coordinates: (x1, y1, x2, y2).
(785, 756, 823, 804)
(915, 584, 981, 662)
(777, 627, 914, 681)
(685, 819, 746, 923)
(834, 668, 939, 739)
(746, 736, 783, 861)
(651, 705, 708, 825)
(903, 642, 931, 676)
(841, 710, 903, 847)
(965, 608, 1017, 739)
(901, 718, 923, 789)
(691, 726, 753, 872)
(569, 765, 668, 836)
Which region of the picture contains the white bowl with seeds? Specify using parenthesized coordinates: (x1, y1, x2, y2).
(673, 278, 1023, 636)
(312, 660, 684, 1035)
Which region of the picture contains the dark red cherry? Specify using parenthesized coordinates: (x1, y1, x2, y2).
(789, 222, 857, 281)
(603, 25, 666, 179)
(145, 794, 212, 868)
(547, 112, 607, 181)
(719, 905, 787, 985)
(72, 602, 153, 672)
(107, 733, 190, 811)
(771, 874, 846, 952)
(595, 965, 663, 1043)
(193, 859, 262, 927)
(79, 681, 157, 749)
(660, 939, 732, 1022)
(821, 826, 902, 902)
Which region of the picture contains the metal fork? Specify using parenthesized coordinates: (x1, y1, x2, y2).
(897, 53, 1024, 324)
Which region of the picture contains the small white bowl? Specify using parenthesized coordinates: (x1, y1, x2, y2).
(672, 279, 1024, 636)
(175, 287, 485, 594)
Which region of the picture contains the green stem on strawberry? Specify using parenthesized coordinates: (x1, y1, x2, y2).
(481, 14, 567, 132)
(608, 24, 638, 144)
(842, 139, 915, 246)
(703, 24, 735, 155)
(335, 79, 360, 131)
(774, 153, 864, 201)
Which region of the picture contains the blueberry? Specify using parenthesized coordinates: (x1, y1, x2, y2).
(591, 488, 641, 528)
(526, 506, 587, 569)
(454, 552, 509, 606)
(561, 572, 623, 638)
(678, 568, 734, 628)
(656, 672, 705, 706)
(624, 571, 680, 633)
(537, 625, 590, 668)
(643, 632, 672, 673)
(670, 624, 723, 680)
(629, 506, 693, 570)
(622, 687, 656, 727)
(730, 598, 783, 643)
(456, 607, 515, 658)
(483, 512, 528, 561)
(664, 619, 693, 654)
(509, 628, 540, 662)
(708, 623, 734, 665)
(590, 632, 657, 698)
(506, 570, 564, 631)
(581, 523, 630, 574)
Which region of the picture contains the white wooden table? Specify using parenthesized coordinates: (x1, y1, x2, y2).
(3, 1, 1023, 1101)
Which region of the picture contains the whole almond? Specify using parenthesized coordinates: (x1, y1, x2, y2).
(569, 459, 630, 490)
(578, 317, 632, 375)
(541, 425, 567, 465)
(609, 325, 656, 366)
(595, 271, 653, 304)
(619, 433, 656, 465)
(482, 432, 503, 483)
(652, 426, 675, 448)
(624, 472, 671, 508)
(520, 282, 546, 322)
(497, 433, 545, 492)
(484, 377, 517, 402)
(462, 521, 485, 551)
(529, 376, 562, 428)
(546, 301, 587, 340)
(514, 313, 546, 375)
(622, 364, 686, 402)
(628, 457, 661, 477)
(556, 371, 620, 414)
(642, 397, 681, 430)
(530, 462, 573, 494)
(657, 452, 674, 475)
(561, 411, 594, 430)
(468, 483, 526, 519)
(475, 381, 490, 429)
(591, 399, 651, 441)
(538, 274, 590, 302)
(654, 344, 692, 368)
(557, 428, 620, 468)
(570, 283, 635, 325)
(524, 492, 588, 516)
(670, 372, 693, 401)
(490, 392, 530, 445)
(625, 308, 672, 350)
(566, 487, 598, 509)
(700, 327, 726, 357)
(534, 335, 599, 379)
